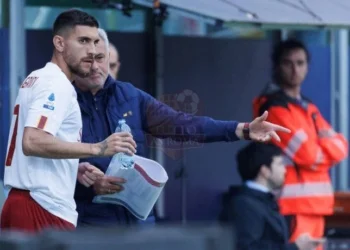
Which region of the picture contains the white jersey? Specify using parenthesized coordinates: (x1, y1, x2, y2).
(4, 62, 82, 226)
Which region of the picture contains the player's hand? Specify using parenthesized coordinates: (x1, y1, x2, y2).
(77, 162, 104, 187)
(93, 176, 126, 195)
(93, 132, 137, 157)
(248, 111, 291, 142)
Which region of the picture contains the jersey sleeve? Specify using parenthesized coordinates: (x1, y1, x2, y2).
(25, 78, 73, 136)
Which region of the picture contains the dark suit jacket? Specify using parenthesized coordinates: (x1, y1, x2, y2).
(229, 186, 298, 250)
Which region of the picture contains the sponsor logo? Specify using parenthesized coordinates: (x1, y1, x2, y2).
(43, 93, 55, 110)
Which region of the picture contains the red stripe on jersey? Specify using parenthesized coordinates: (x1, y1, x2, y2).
(5, 105, 20, 167)
(37, 116, 48, 129)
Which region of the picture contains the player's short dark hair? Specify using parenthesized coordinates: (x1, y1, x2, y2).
(53, 9, 99, 36)
(271, 39, 310, 69)
(236, 142, 282, 182)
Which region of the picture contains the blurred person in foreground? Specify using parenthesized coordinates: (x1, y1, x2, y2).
(230, 142, 325, 250)
(73, 28, 291, 227)
(108, 42, 120, 79)
(0, 9, 137, 233)
(253, 39, 348, 250)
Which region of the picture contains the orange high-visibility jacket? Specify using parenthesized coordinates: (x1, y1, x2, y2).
(253, 88, 348, 215)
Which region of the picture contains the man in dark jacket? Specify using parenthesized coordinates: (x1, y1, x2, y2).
(73, 28, 290, 227)
(229, 142, 325, 250)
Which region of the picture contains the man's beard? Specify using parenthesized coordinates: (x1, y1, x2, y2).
(284, 79, 301, 88)
(64, 51, 92, 78)
(68, 63, 91, 78)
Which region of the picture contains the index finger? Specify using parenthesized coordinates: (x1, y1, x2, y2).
(123, 136, 137, 148)
(267, 122, 291, 133)
(115, 132, 133, 137)
(84, 164, 96, 172)
(107, 176, 126, 184)
(92, 169, 104, 177)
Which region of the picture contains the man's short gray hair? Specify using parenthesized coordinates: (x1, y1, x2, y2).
(98, 28, 109, 52)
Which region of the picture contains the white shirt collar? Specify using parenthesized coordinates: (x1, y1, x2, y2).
(246, 181, 269, 193)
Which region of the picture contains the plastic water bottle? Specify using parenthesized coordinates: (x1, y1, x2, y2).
(113, 119, 135, 169)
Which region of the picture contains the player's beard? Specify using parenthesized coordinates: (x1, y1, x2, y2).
(63, 52, 92, 78)
(68, 62, 91, 78)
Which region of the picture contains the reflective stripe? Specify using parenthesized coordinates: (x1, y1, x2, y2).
(318, 129, 336, 138)
(310, 148, 324, 170)
(282, 155, 294, 167)
(280, 182, 333, 198)
(283, 148, 324, 170)
(332, 138, 347, 156)
(284, 130, 308, 159)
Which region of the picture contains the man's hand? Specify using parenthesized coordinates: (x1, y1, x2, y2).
(93, 176, 126, 195)
(77, 162, 104, 187)
(92, 132, 137, 157)
(236, 111, 291, 142)
(295, 233, 325, 250)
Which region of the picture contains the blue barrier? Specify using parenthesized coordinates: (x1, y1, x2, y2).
(0, 29, 10, 181)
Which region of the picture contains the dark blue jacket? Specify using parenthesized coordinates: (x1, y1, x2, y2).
(228, 186, 298, 250)
(74, 75, 239, 226)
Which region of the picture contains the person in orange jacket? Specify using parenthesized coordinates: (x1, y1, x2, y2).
(253, 39, 348, 250)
